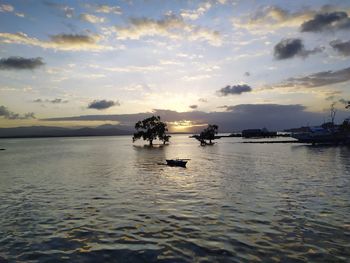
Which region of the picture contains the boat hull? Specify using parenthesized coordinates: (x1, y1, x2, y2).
(166, 160, 187, 167)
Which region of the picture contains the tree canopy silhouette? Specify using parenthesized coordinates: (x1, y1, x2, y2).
(340, 101, 350, 132)
(199, 124, 218, 145)
(132, 115, 170, 145)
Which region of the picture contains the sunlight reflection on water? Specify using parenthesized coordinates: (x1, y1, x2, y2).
(0, 135, 350, 262)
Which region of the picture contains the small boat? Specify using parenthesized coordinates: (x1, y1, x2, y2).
(166, 159, 189, 167)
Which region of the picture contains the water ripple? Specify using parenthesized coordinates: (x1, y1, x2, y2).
(0, 136, 350, 262)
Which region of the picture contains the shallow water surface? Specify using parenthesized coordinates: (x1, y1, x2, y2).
(0, 135, 350, 262)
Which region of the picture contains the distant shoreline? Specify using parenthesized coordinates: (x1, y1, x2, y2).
(0, 132, 197, 139)
(0, 125, 290, 140)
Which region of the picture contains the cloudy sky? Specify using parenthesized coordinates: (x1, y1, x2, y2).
(0, 0, 350, 132)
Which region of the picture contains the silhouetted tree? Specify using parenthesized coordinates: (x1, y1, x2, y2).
(160, 134, 171, 144)
(337, 102, 350, 133)
(340, 118, 350, 132)
(132, 116, 169, 146)
(199, 124, 218, 145)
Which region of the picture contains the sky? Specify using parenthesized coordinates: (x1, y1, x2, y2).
(0, 0, 350, 132)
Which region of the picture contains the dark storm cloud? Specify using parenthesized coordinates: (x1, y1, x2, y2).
(217, 84, 252, 96)
(33, 98, 68, 104)
(330, 40, 350, 56)
(275, 66, 350, 88)
(189, 105, 198, 109)
(0, 105, 35, 120)
(301, 11, 350, 32)
(88, 100, 120, 110)
(0, 57, 44, 70)
(274, 38, 303, 59)
(42, 104, 349, 132)
(273, 38, 322, 60)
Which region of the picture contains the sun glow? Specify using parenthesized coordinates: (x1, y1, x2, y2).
(168, 120, 206, 133)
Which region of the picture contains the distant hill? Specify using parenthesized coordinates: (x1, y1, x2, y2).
(0, 125, 134, 138)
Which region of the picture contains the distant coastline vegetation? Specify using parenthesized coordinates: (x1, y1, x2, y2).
(0, 102, 349, 141)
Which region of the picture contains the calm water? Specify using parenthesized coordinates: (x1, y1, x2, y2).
(0, 135, 350, 262)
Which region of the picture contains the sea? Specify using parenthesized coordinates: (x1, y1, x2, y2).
(0, 135, 349, 262)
